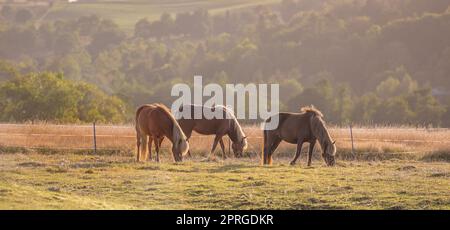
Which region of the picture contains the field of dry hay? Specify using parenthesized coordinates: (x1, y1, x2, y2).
(0, 123, 449, 210)
(0, 123, 449, 161)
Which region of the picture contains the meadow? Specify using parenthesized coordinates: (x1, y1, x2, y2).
(0, 123, 449, 209)
(42, 0, 281, 31)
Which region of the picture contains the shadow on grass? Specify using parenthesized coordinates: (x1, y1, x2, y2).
(420, 151, 450, 162)
(70, 162, 111, 169)
(337, 151, 413, 161)
(0, 145, 30, 154)
(207, 164, 258, 173)
(17, 162, 46, 168)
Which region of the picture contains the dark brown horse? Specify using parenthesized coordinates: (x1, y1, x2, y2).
(262, 106, 336, 166)
(175, 104, 247, 159)
(135, 103, 189, 162)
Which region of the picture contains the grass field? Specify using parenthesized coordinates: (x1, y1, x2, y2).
(0, 153, 449, 209)
(42, 0, 281, 31)
(0, 123, 449, 209)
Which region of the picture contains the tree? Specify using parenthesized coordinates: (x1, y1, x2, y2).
(0, 72, 127, 123)
(88, 29, 125, 57)
(287, 79, 336, 122)
(373, 96, 414, 125)
(54, 32, 81, 55)
(352, 93, 380, 124)
(407, 88, 445, 125)
(1, 5, 14, 21)
(15, 9, 33, 24)
(134, 18, 152, 38)
(0, 61, 19, 82)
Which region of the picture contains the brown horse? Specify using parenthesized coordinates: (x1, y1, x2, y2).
(135, 103, 189, 162)
(262, 106, 336, 166)
(175, 104, 247, 159)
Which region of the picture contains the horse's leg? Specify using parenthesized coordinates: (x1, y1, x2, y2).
(290, 140, 304, 166)
(158, 137, 164, 162)
(140, 135, 148, 162)
(263, 131, 280, 165)
(147, 136, 153, 162)
(136, 132, 141, 162)
(208, 135, 222, 159)
(263, 131, 271, 164)
(219, 138, 226, 160)
(307, 141, 316, 167)
(267, 137, 282, 165)
(154, 137, 161, 163)
(184, 129, 193, 158)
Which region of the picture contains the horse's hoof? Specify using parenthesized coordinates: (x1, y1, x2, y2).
(290, 161, 296, 166)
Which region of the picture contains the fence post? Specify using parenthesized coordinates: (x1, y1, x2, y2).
(93, 121, 97, 154)
(349, 123, 354, 154)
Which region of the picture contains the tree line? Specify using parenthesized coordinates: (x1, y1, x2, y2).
(0, 0, 449, 126)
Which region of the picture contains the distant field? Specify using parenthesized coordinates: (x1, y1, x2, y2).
(42, 0, 281, 31)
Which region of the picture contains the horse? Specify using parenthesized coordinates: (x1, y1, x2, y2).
(175, 104, 247, 159)
(262, 106, 336, 166)
(135, 103, 189, 162)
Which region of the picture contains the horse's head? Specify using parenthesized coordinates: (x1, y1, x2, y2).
(232, 136, 248, 157)
(322, 140, 336, 166)
(172, 137, 189, 162)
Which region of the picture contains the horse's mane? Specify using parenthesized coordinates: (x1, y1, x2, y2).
(154, 103, 175, 119)
(152, 103, 188, 141)
(215, 105, 247, 145)
(310, 114, 335, 156)
(300, 105, 323, 118)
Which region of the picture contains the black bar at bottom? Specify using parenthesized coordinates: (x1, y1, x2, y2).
(0, 210, 448, 228)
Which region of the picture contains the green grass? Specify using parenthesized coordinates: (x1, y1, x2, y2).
(43, 0, 281, 32)
(0, 151, 449, 209)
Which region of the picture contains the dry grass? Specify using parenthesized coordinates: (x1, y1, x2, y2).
(1, 123, 449, 210)
(1, 123, 449, 161)
(0, 153, 449, 210)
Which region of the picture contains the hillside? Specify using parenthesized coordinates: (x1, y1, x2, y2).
(34, 0, 281, 31)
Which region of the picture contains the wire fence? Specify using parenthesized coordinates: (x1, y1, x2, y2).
(1, 124, 449, 155)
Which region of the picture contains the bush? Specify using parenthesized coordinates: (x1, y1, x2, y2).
(0, 72, 128, 123)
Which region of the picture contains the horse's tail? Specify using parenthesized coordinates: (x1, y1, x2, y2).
(262, 128, 268, 165)
(135, 105, 148, 161)
(261, 129, 265, 165)
(135, 106, 147, 125)
(262, 118, 272, 165)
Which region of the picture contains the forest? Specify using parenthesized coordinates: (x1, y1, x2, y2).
(0, 0, 449, 126)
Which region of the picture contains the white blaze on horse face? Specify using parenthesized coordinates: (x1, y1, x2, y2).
(171, 84, 192, 119)
(259, 84, 279, 131)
